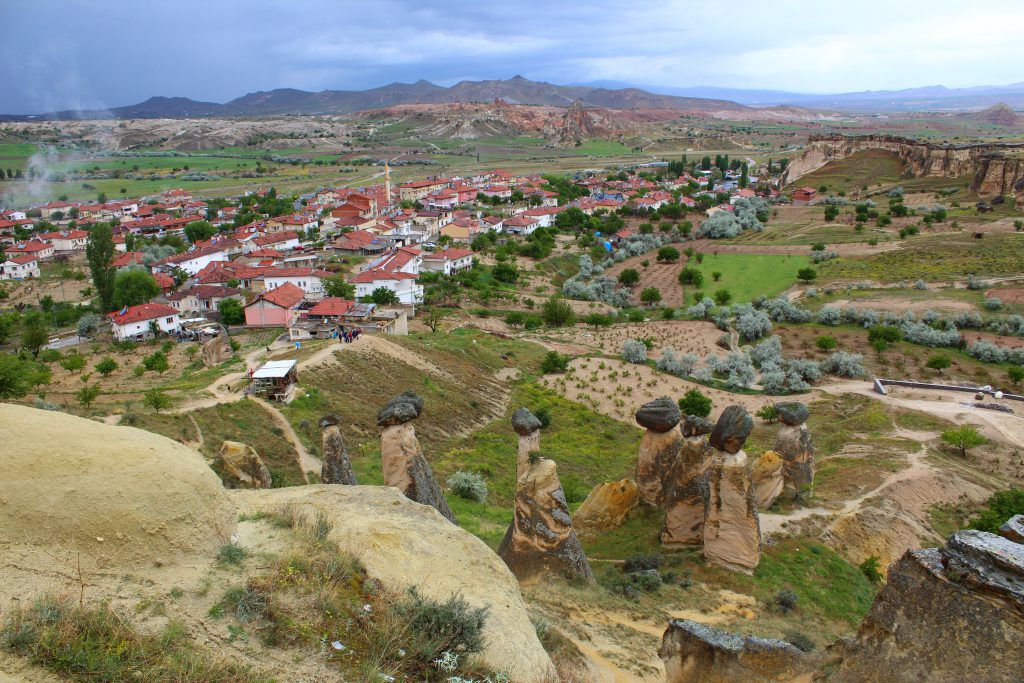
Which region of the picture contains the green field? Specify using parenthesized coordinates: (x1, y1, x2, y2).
(691, 253, 810, 303)
(788, 149, 906, 194)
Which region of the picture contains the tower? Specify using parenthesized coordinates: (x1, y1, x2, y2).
(384, 160, 392, 212)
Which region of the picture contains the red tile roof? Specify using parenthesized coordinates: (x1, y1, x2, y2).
(422, 248, 474, 261)
(248, 282, 305, 309)
(307, 297, 354, 317)
(108, 303, 178, 325)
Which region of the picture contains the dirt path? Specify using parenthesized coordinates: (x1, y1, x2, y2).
(186, 414, 204, 450)
(251, 397, 320, 482)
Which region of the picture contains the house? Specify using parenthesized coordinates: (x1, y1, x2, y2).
(331, 229, 392, 255)
(0, 254, 40, 280)
(6, 239, 54, 261)
(244, 282, 306, 327)
(113, 251, 146, 268)
(305, 297, 355, 321)
(154, 245, 229, 275)
(420, 248, 475, 276)
(250, 360, 297, 401)
(38, 229, 89, 253)
(502, 215, 541, 236)
(398, 178, 449, 202)
(792, 187, 818, 205)
(521, 206, 564, 228)
(108, 303, 181, 342)
(351, 246, 424, 305)
(260, 267, 333, 299)
(246, 231, 300, 253)
(440, 218, 481, 244)
(166, 285, 244, 316)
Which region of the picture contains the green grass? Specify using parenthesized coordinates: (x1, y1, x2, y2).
(787, 149, 905, 194)
(575, 139, 635, 156)
(1, 596, 270, 682)
(690, 253, 809, 303)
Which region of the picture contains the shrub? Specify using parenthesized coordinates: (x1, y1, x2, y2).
(968, 488, 1024, 533)
(821, 351, 867, 378)
(618, 268, 640, 286)
(736, 309, 772, 341)
(983, 298, 1002, 311)
(678, 389, 712, 417)
(540, 351, 570, 374)
(968, 341, 1007, 364)
(756, 404, 778, 423)
(622, 554, 661, 572)
(709, 351, 756, 388)
(678, 268, 703, 287)
(534, 406, 552, 429)
(1009, 366, 1024, 386)
(656, 347, 699, 378)
(446, 471, 488, 503)
(541, 297, 576, 327)
(926, 354, 951, 372)
(713, 289, 732, 306)
(656, 246, 680, 263)
(796, 267, 817, 282)
(393, 588, 489, 671)
(143, 388, 171, 412)
(583, 313, 614, 328)
(95, 356, 118, 376)
(217, 543, 248, 566)
(627, 308, 646, 323)
(786, 632, 816, 653)
(750, 336, 783, 368)
(941, 425, 987, 457)
(504, 311, 526, 328)
(76, 313, 102, 337)
(775, 589, 798, 613)
(59, 354, 86, 373)
(816, 335, 837, 351)
(622, 339, 648, 364)
(639, 287, 662, 306)
(860, 556, 884, 583)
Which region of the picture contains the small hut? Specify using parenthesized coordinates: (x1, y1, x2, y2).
(250, 360, 298, 401)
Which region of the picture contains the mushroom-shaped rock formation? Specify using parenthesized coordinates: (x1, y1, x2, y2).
(703, 406, 761, 573)
(661, 416, 714, 546)
(377, 392, 456, 524)
(573, 478, 639, 533)
(512, 407, 543, 479)
(635, 397, 684, 506)
(751, 450, 784, 510)
(319, 414, 358, 485)
(773, 401, 814, 500)
(498, 458, 594, 584)
(216, 440, 273, 489)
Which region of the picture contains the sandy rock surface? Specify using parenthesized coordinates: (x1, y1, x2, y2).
(574, 478, 640, 532)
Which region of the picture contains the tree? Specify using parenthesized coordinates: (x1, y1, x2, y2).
(868, 325, 902, 354)
(657, 246, 680, 263)
(1008, 366, 1024, 386)
(86, 223, 118, 312)
(184, 220, 217, 243)
(492, 262, 519, 284)
(59, 353, 86, 373)
(583, 313, 613, 328)
(143, 351, 170, 374)
(76, 383, 101, 408)
(113, 269, 160, 309)
(541, 297, 575, 327)
(756, 404, 778, 423)
(76, 313, 101, 337)
(678, 389, 712, 417)
(926, 354, 952, 373)
(816, 336, 837, 351)
(711, 271, 722, 282)
(540, 351, 570, 373)
(678, 268, 704, 287)
(739, 163, 749, 189)
(323, 275, 356, 299)
(95, 356, 119, 376)
(941, 425, 987, 458)
(0, 353, 49, 398)
(370, 287, 399, 305)
(618, 268, 640, 286)
(143, 388, 171, 412)
(423, 308, 445, 333)
(796, 268, 817, 283)
(713, 289, 732, 305)
(20, 313, 48, 359)
(640, 287, 662, 306)
(968, 488, 1024, 533)
(218, 298, 245, 325)
(824, 205, 840, 222)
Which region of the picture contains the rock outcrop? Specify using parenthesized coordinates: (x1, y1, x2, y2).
(498, 458, 594, 584)
(573, 478, 639, 532)
(825, 528, 1024, 682)
(1001, 514, 1024, 543)
(512, 407, 542, 479)
(232, 485, 556, 682)
(215, 440, 273, 489)
(635, 397, 683, 506)
(785, 133, 1024, 200)
(377, 392, 456, 524)
(0, 403, 234, 574)
(659, 619, 813, 683)
(661, 415, 714, 546)
(751, 450, 783, 510)
(703, 406, 760, 573)
(201, 329, 232, 367)
(773, 402, 814, 500)
(319, 414, 357, 485)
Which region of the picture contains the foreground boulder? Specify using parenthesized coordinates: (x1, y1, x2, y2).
(751, 450, 783, 510)
(573, 478, 639, 532)
(774, 401, 814, 499)
(1001, 514, 1024, 543)
(703, 406, 760, 573)
(377, 392, 455, 524)
(499, 458, 594, 584)
(0, 404, 234, 576)
(319, 414, 358, 485)
(512, 407, 542, 479)
(659, 619, 813, 683)
(231, 485, 556, 682)
(216, 440, 273, 489)
(661, 415, 714, 546)
(635, 397, 683, 506)
(825, 528, 1024, 682)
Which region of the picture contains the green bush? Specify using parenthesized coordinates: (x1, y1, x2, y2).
(968, 488, 1024, 533)
(392, 588, 489, 672)
(678, 389, 711, 417)
(446, 471, 488, 503)
(859, 555, 884, 583)
(775, 589, 798, 613)
(540, 351, 570, 374)
(785, 632, 816, 652)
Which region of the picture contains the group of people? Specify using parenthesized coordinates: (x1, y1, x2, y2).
(337, 325, 362, 343)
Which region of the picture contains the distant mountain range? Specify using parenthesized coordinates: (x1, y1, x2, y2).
(11, 76, 753, 120)
(578, 80, 1024, 111)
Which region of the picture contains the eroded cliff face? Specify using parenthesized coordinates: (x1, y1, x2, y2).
(785, 134, 1024, 198)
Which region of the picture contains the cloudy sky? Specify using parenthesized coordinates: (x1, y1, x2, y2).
(2, 0, 1021, 113)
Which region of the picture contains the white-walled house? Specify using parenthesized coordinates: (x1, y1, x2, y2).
(420, 248, 474, 276)
(155, 246, 229, 276)
(107, 303, 181, 341)
(352, 270, 423, 305)
(260, 267, 332, 299)
(0, 255, 40, 280)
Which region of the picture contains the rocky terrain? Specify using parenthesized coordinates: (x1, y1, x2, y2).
(785, 133, 1024, 198)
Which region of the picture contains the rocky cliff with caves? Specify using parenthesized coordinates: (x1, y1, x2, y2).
(785, 134, 1024, 198)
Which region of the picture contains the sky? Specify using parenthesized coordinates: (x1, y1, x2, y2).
(2, 0, 1022, 113)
